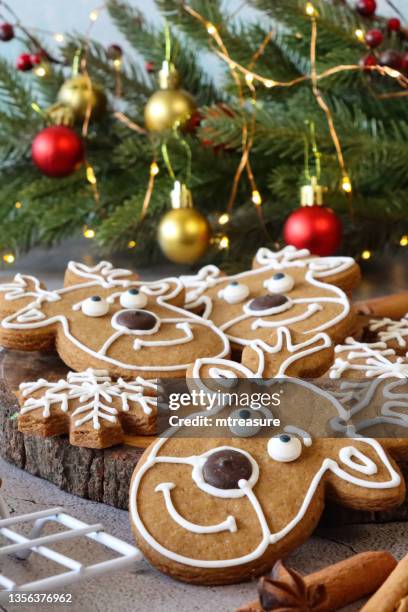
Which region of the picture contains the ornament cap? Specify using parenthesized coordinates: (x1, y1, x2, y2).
(158, 60, 180, 89)
(170, 181, 193, 209)
(300, 176, 325, 206)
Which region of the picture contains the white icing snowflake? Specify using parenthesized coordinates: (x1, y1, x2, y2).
(370, 315, 408, 348)
(329, 338, 408, 379)
(20, 369, 158, 430)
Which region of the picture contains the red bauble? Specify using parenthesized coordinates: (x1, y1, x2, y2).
(388, 18, 401, 32)
(16, 53, 33, 72)
(283, 205, 343, 256)
(365, 29, 383, 48)
(32, 126, 84, 178)
(355, 0, 376, 17)
(0, 23, 14, 41)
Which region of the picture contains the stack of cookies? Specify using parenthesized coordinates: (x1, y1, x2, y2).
(1, 246, 407, 588)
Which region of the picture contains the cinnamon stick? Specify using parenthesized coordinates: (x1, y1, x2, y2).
(362, 552, 408, 612)
(237, 551, 397, 611)
(355, 291, 408, 320)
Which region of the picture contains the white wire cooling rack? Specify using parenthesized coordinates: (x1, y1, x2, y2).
(0, 491, 141, 601)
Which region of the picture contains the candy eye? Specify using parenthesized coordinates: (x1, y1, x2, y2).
(219, 281, 250, 304)
(229, 409, 262, 437)
(81, 296, 109, 317)
(202, 448, 254, 490)
(267, 434, 302, 462)
(120, 288, 147, 309)
(264, 272, 294, 294)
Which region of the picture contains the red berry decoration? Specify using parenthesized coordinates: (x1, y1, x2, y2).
(365, 29, 383, 48)
(32, 126, 84, 178)
(360, 53, 377, 68)
(283, 205, 342, 257)
(355, 0, 376, 17)
(388, 18, 401, 32)
(16, 53, 33, 72)
(145, 61, 155, 74)
(30, 53, 43, 66)
(0, 23, 14, 42)
(378, 49, 403, 71)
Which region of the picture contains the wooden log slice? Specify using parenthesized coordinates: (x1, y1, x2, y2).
(0, 348, 152, 510)
(1, 348, 408, 522)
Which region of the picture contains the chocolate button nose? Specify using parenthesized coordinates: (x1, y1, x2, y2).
(116, 309, 157, 330)
(250, 294, 288, 311)
(203, 449, 253, 489)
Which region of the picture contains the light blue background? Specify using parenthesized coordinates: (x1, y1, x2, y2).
(0, 1, 406, 63)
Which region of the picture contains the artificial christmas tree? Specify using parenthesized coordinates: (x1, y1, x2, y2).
(0, 0, 407, 267)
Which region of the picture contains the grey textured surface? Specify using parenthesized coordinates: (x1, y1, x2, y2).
(2, 457, 408, 612)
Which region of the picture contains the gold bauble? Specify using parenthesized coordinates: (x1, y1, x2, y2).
(57, 75, 107, 122)
(144, 60, 196, 133)
(144, 88, 197, 133)
(158, 182, 211, 264)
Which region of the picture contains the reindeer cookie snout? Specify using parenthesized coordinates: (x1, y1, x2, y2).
(112, 310, 159, 332)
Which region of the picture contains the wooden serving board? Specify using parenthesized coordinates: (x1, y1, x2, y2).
(0, 349, 153, 510)
(2, 348, 408, 522)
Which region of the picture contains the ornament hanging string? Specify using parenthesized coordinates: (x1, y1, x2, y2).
(182, 2, 269, 232)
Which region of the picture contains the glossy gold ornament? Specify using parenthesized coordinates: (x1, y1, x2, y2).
(158, 182, 211, 264)
(144, 61, 197, 133)
(57, 75, 107, 122)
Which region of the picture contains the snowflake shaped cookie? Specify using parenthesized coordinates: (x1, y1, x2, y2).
(0, 260, 230, 379)
(18, 368, 158, 449)
(368, 314, 408, 354)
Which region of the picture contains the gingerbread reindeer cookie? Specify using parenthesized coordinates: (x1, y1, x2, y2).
(17, 369, 158, 449)
(0, 261, 230, 379)
(129, 352, 403, 586)
(328, 338, 408, 461)
(181, 246, 360, 377)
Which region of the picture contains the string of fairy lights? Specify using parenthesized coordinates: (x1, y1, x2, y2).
(0, 0, 407, 265)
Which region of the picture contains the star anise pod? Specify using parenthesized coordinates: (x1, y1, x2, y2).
(258, 560, 327, 611)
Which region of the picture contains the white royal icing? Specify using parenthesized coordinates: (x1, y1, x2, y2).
(67, 261, 136, 287)
(218, 282, 250, 304)
(331, 378, 408, 436)
(0, 265, 230, 374)
(329, 338, 408, 379)
(20, 369, 158, 430)
(155, 483, 237, 534)
(370, 315, 408, 348)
